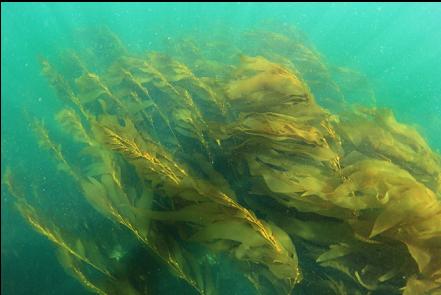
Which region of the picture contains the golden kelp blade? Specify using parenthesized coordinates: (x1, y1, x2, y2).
(339, 108, 441, 193)
(226, 56, 312, 112)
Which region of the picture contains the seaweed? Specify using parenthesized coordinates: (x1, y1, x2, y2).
(4, 26, 441, 295)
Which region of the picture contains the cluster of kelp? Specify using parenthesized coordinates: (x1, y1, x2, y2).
(4, 26, 441, 295)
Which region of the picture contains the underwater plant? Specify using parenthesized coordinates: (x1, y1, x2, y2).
(4, 26, 441, 295)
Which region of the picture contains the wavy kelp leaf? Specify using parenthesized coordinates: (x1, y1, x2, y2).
(226, 112, 327, 145)
(339, 108, 441, 192)
(248, 156, 331, 196)
(240, 27, 346, 110)
(326, 159, 441, 239)
(183, 217, 299, 293)
(266, 213, 354, 246)
(370, 186, 438, 239)
(398, 211, 441, 284)
(316, 244, 354, 263)
(403, 275, 441, 295)
(226, 56, 312, 111)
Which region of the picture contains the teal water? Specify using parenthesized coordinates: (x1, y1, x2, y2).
(1, 3, 441, 295)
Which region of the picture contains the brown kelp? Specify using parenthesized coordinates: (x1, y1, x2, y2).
(4, 26, 441, 295)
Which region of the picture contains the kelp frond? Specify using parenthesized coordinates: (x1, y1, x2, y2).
(5, 26, 441, 295)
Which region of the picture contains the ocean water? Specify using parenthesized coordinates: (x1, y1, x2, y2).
(1, 3, 441, 295)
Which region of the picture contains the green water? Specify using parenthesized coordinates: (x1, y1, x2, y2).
(1, 3, 440, 295)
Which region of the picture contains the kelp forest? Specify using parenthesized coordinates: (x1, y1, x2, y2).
(3, 26, 441, 295)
